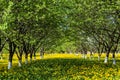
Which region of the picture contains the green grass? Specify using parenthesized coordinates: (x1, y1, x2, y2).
(0, 58, 120, 80)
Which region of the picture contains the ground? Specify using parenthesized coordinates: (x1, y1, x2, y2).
(0, 53, 120, 80)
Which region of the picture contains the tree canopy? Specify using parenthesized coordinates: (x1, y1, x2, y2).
(0, 0, 120, 69)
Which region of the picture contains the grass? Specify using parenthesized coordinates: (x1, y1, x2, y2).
(0, 53, 120, 80)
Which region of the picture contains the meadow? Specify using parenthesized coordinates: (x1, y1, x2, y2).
(0, 53, 120, 80)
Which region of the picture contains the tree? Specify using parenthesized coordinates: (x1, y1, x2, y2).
(71, 0, 120, 64)
(0, 0, 77, 69)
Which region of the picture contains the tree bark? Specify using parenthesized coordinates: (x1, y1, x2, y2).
(34, 52, 36, 60)
(98, 56, 100, 61)
(8, 40, 16, 69)
(98, 53, 101, 61)
(89, 51, 93, 60)
(18, 53, 22, 67)
(25, 54, 28, 64)
(30, 53, 32, 62)
(112, 50, 116, 65)
(40, 47, 44, 59)
(18, 59, 22, 67)
(104, 51, 109, 63)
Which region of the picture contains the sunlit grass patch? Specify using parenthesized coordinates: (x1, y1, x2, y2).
(44, 53, 81, 59)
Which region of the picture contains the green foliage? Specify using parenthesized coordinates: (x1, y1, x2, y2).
(0, 0, 75, 53)
(0, 0, 120, 69)
(0, 58, 120, 79)
(1, 0, 119, 53)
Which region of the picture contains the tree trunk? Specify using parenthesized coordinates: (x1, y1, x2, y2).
(98, 53, 101, 61)
(0, 38, 6, 60)
(8, 40, 16, 69)
(18, 59, 22, 67)
(25, 54, 28, 64)
(8, 61, 12, 70)
(98, 56, 100, 61)
(40, 47, 44, 59)
(112, 52, 116, 65)
(18, 53, 22, 67)
(104, 57, 108, 63)
(8, 51, 14, 69)
(89, 51, 93, 60)
(112, 43, 119, 65)
(23, 41, 29, 64)
(40, 53, 43, 59)
(30, 53, 32, 62)
(104, 51, 109, 63)
(34, 52, 36, 60)
(82, 53, 87, 59)
(84, 50, 87, 59)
